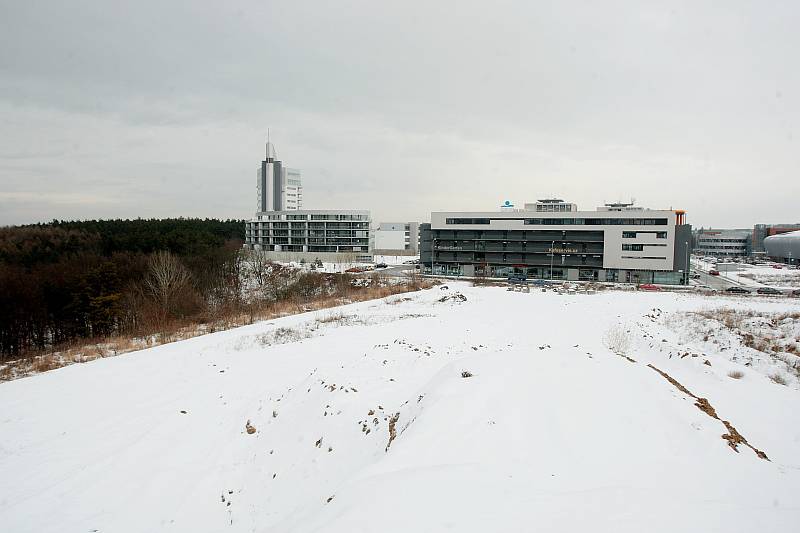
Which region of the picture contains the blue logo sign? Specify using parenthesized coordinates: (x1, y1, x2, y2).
(501, 200, 514, 208)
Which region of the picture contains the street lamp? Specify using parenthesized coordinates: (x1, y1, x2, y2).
(685, 241, 689, 285)
(550, 240, 555, 280)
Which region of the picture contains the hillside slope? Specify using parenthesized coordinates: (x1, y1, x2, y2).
(1, 284, 799, 532)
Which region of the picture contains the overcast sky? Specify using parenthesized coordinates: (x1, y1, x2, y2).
(1, 0, 798, 228)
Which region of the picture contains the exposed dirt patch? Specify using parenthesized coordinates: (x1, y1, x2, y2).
(721, 421, 769, 459)
(385, 412, 400, 451)
(647, 364, 768, 461)
(437, 292, 467, 303)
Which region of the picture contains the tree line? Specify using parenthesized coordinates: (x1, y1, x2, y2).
(0, 218, 419, 362)
(0, 218, 249, 358)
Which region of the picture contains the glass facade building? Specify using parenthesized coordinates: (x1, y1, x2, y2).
(420, 207, 692, 285)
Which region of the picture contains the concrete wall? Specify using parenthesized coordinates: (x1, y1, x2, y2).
(374, 230, 406, 250)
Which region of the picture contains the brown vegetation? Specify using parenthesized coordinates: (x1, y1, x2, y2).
(385, 412, 400, 452)
(647, 364, 769, 460)
(1, 233, 433, 380)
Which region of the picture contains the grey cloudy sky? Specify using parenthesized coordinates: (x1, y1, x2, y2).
(1, 0, 798, 228)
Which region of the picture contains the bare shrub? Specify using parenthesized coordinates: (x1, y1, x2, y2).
(604, 324, 632, 355)
(144, 251, 192, 316)
(769, 373, 788, 386)
(727, 370, 745, 379)
(259, 327, 309, 346)
(316, 312, 349, 325)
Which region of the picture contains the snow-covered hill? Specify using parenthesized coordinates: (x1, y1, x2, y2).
(1, 284, 799, 532)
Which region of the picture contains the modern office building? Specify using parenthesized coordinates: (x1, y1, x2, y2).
(256, 141, 303, 212)
(373, 222, 420, 254)
(763, 230, 800, 264)
(245, 139, 371, 262)
(245, 210, 372, 262)
(420, 201, 692, 284)
(694, 229, 751, 257)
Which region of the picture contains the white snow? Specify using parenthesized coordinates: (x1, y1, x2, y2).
(1, 285, 800, 532)
(693, 257, 800, 289)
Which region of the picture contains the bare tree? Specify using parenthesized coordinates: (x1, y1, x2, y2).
(145, 251, 192, 315)
(263, 262, 293, 301)
(248, 250, 272, 289)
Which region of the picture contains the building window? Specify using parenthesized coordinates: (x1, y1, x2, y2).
(446, 218, 491, 225)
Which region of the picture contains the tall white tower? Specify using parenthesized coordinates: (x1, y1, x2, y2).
(255, 140, 302, 211)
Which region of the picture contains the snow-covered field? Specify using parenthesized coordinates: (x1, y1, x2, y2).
(734, 264, 800, 288)
(2, 285, 800, 532)
(694, 257, 800, 289)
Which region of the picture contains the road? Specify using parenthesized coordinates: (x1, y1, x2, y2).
(692, 269, 738, 290)
(375, 264, 417, 278)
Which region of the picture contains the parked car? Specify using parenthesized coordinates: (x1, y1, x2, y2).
(792, 289, 800, 297)
(690, 273, 701, 279)
(772, 265, 784, 269)
(756, 287, 782, 295)
(507, 274, 528, 285)
(638, 283, 661, 291)
(345, 267, 364, 273)
(709, 270, 720, 276)
(696, 285, 718, 292)
(724, 286, 750, 294)
(375, 262, 388, 269)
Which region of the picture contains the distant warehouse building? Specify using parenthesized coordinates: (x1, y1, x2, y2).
(753, 223, 800, 254)
(420, 200, 692, 284)
(694, 229, 751, 257)
(763, 230, 800, 265)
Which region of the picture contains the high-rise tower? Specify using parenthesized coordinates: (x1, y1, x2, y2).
(256, 140, 302, 212)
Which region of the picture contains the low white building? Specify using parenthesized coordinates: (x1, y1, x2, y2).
(694, 229, 751, 257)
(245, 210, 372, 263)
(373, 222, 419, 254)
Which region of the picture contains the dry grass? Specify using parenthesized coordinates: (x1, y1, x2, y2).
(727, 370, 745, 379)
(603, 324, 632, 355)
(1, 278, 435, 382)
(769, 373, 788, 386)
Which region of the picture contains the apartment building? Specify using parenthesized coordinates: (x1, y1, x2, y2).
(245, 210, 372, 262)
(419, 201, 692, 284)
